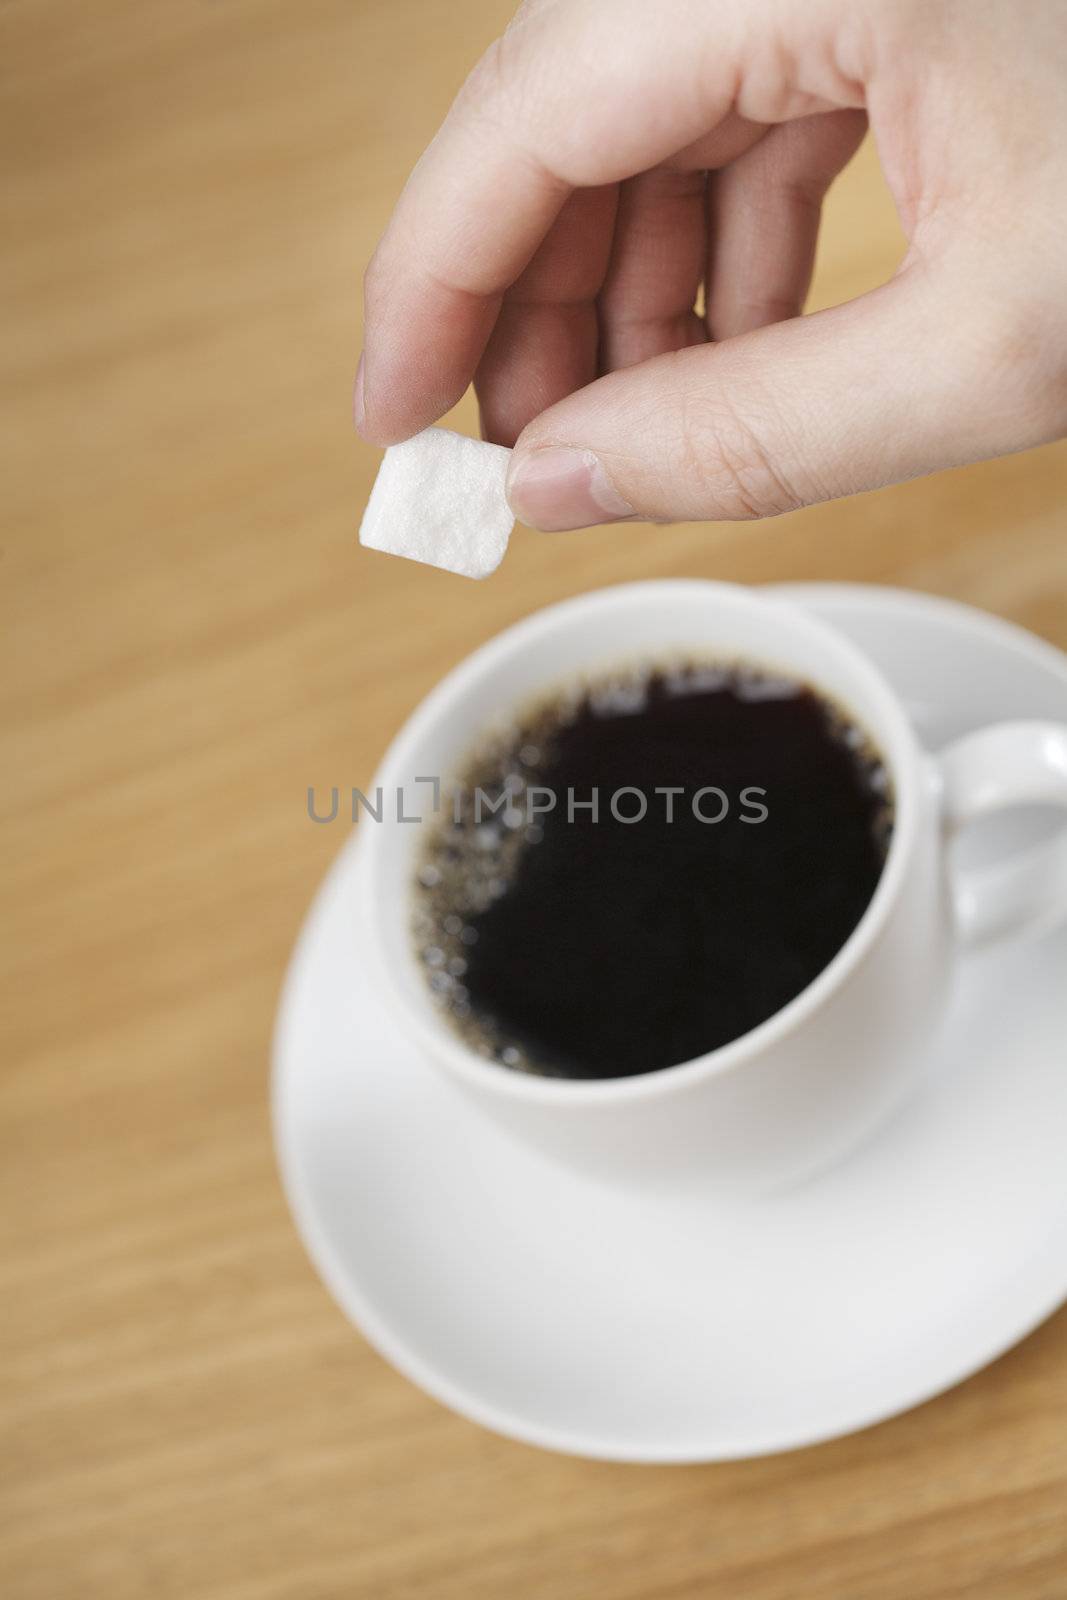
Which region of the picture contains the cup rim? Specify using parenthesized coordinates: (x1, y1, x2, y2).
(358, 579, 921, 1106)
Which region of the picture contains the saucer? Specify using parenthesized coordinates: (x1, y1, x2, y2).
(273, 585, 1067, 1462)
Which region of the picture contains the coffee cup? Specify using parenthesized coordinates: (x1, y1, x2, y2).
(356, 581, 1067, 1187)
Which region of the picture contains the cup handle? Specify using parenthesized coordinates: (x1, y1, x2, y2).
(937, 721, 1067, 947)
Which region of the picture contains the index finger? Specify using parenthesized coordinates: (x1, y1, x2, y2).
(357, 4, 745, 445)
(357, 45, 571, 444)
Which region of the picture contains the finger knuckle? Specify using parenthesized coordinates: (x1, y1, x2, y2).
(673, 387, 807, 521)
(457, 34, 526, 132)
(941, 281, 1067, 451)
(982, 298, 1067, 443)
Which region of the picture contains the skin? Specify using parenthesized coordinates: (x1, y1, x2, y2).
(357, 0, 1067, 531)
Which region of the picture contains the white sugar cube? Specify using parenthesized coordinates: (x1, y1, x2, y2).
(359, 427, 514, 579)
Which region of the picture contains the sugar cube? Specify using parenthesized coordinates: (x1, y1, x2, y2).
(359, 427, 514, 579)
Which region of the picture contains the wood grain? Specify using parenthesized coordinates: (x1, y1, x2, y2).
(3, 3, 1065, 1596)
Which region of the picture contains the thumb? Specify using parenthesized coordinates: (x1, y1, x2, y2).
(505, 273, 1012, 528)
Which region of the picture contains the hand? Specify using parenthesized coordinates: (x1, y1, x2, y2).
(357, 0, 1067, 530)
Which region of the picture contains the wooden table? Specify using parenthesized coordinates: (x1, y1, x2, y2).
(4, 3, 1066, 1595)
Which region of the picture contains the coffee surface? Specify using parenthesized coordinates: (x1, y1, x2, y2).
(413, 662, 892, 1079)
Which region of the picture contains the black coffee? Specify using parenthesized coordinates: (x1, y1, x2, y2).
(413, 661, 892, 1079)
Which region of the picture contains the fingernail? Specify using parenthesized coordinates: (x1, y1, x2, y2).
(507, 447, 633, 531)
(354, 353, 366, 434)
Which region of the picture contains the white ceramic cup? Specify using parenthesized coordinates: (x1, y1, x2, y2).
(357, 581, 1067, 1188)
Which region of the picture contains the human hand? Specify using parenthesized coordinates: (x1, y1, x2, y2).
(357, 0, 1067, 530)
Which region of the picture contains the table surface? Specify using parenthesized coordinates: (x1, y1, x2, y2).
(4, 3, 1066, 1596)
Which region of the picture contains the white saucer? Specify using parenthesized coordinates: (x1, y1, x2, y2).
(273, 585, 1067, 1462)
